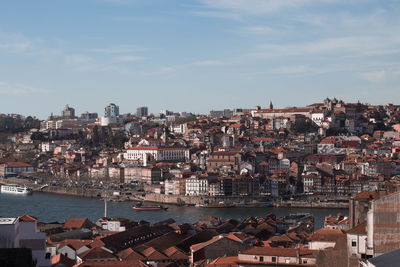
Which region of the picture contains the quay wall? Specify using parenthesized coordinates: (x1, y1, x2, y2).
(1, 178, 349, 208)
(39, 186, 104, 198)
(143, 193, 349, 208)
(143, 193, 271, 205)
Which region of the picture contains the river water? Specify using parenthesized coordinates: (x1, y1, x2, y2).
(0, 192, 347, 229)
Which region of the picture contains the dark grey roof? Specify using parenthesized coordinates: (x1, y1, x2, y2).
(368, 248, 400, 267)
(155, 218, 176, 225)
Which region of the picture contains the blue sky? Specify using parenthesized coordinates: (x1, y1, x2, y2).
(1, 0, 400, 119)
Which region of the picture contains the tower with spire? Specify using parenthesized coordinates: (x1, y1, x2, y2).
(269, 100, 274, 110)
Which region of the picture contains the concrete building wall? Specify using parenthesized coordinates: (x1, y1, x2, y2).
(372, 192, 400, 255)
(347, 233, 367, 257)
(308, 241, 336, 250)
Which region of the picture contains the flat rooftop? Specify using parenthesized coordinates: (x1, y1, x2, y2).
(0, 218, 18, 225)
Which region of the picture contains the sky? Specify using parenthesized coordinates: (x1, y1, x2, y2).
(1, 0, 400, 119)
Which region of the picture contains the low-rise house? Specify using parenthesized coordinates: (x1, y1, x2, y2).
(237, 247, 318, 266)
(0, 161, 35, 177)
(308, 228, 345, 250)
(346, 221, 367, 261)
(56, 240, 92, 261)
(190, 234, 249, 266)
(76, 247, 118, 264)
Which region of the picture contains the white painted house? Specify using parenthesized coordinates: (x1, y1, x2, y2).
(0, 215, 50, 267)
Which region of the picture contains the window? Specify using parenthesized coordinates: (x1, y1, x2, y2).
(272, 257, 276, 263)
(352, 240, 357, 247)
(259, 256, 264, 262)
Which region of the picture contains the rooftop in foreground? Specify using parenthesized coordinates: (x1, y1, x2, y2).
(0, 218, 18, 225)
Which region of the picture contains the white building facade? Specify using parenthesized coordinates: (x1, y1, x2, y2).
(124, 146, 190, 163)
(0, 215, 50, 267)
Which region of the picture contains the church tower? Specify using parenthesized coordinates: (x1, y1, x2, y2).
(269, 101, 274, 110)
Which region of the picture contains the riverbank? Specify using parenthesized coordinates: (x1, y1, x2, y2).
(1, 178, 349, 209)
(275, 201, 348, 209)
(143, 193, 349, 208)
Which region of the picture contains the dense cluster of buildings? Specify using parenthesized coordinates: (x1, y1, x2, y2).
(2, 98, 400, 266)
(2, 98, 400, 202)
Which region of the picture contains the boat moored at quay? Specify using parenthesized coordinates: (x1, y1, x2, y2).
(131, 205, 168, 211)
(0, 184, 33, 195)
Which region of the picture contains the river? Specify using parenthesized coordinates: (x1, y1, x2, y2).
(0, 192, 348, 229)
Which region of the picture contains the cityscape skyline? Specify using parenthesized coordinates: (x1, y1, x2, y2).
(1, 0, 400, 118)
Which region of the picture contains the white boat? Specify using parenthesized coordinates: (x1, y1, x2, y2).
(0, 184, 33, 195)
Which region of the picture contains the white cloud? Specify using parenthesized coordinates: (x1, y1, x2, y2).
(113, 55, 144, 62)
(271, 65, 314, 75)
(191, 10, 242, 20)
(198, 0, 311, 15)
(242, 26, 286, 35)
(358, 70, 387, 83)
(192, 60, 224, 66)
(256, 36, 400, 58)
(91, 45, 145, 54)
(0, 31, 39, 54)
(0, 82, 48, 95)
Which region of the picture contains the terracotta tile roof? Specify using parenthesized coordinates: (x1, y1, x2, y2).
(73, 260, 149, 267)
(137, 231, 190, 252)
(78, 246, 118, 261)
(198, 216, 220, 222)
(63, 218, 90, 230)
(89, 239, 105, 248)
(269, 234, 293, 243)
(141, 246, 169, 261)
(309, 228, 345, 242)
(355, 191, 377, 200)
(346, 221, 367, 235)
(19, 214, 38, 222)
(191, 234, 243, 252)
(207, 256, 238, 267)
(51, 253, 75, 267)
(3, 161, 33, 167)
(163, 246, 188, 260)
(117, 248, 145, 261)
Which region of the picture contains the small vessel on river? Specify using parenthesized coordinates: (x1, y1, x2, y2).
(0, 184, 33, 195)
(131, 204, 168, 211)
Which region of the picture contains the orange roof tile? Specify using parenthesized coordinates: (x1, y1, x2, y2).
(19, 214, 38, 222)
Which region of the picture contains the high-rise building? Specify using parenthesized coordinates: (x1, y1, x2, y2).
(136, 106, 148, 117)
(61, 105, 75, 119)
(80, 111, 98, 120)
(104, 103, 119, 118)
